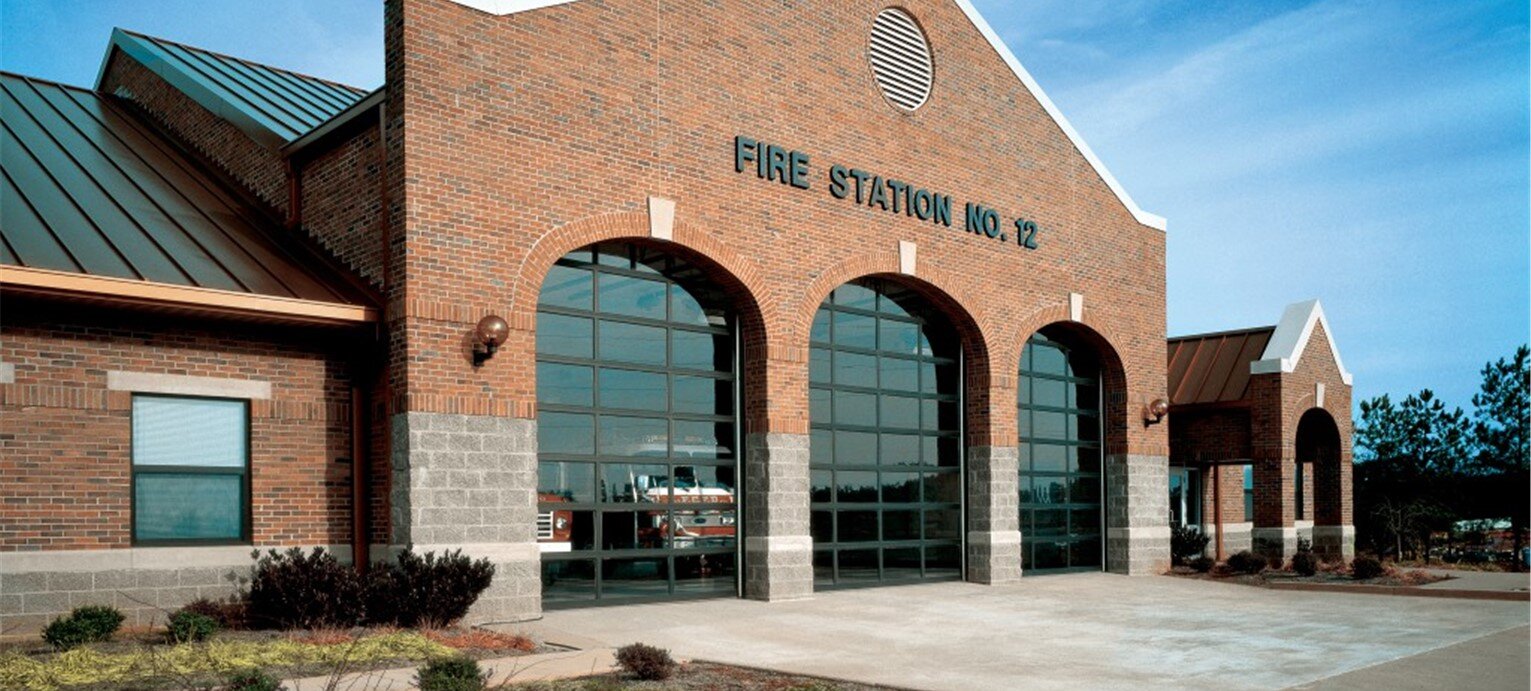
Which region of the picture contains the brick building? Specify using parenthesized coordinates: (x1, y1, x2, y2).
(1, 0, 1352, 629)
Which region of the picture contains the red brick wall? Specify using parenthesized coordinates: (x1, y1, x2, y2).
(300, 125, 388, 290)
(384, 0, 1169, 455)
(1169, 408, 1251, 464)
(1200, 464, 1251, 527)
(100, 53, 287, 212)
(0, 302, 369, 551)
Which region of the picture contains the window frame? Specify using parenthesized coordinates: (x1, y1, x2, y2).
(130, 393, 253, 546)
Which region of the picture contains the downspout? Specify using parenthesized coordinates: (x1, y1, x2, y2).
(352, 382, 370, 571)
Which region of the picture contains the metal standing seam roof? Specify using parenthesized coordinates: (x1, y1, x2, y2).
(1166, 326, 1276, 406)
(0, 72, 375, 314)
(99, 29, 372, 146)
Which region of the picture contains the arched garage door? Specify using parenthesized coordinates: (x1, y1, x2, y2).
(1018, 330, 1104, 573)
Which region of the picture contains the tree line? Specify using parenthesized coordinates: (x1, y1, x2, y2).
(1354, 345, 1528, 567)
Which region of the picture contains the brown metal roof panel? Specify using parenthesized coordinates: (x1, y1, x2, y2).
(1166, 338, 1199, 405)
(1218, 329, 1274, 401)
(1194, 335, 1245, 404)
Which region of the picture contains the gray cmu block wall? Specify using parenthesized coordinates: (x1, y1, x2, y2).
(741, 432, 813, 601)
(966, 445, 1021, 583)
(1105, 453, 1171, 575)
(391, 411, 541, 623)
(1, 561, 245, 632)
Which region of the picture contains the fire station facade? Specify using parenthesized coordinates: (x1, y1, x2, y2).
(0, 0, 1354, 628)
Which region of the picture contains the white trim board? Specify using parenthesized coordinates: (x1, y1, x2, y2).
(438, 0, 1167, 232)
(1250, 299, 1354, 386)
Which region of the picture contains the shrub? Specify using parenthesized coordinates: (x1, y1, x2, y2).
(167, 609, 219, 643)
(615, 642, 677, 681)
(42, 605, 124, 650)
(1188, 556, 1215, 573)
(1290, 551, 1319, 577)
(1351, 554, 1385, 580)
(247, 547, 365, 629)
(1170, 524, 1211, 566)
(226, 668, 284, 691)
(1226, 551, 1267, 575)
(416, 656, 487, 691)
(366, 549, 495, 628)
(180, 596, 248, 630)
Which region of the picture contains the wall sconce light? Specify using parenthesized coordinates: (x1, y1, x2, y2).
(473, 315, 509, 366)
(1144, 398, 1169, 425)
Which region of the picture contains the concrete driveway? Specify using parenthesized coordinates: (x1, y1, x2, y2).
(526, 574, 1529, 690)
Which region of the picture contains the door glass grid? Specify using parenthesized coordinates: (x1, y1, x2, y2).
(536, 243, 738, 606)
(809, 280, 963, 588)
(1018, 333, 1103, 573)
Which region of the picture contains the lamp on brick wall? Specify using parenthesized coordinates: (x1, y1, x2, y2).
(1144, 398, 1169, 425)
(472, 315, 509, 366)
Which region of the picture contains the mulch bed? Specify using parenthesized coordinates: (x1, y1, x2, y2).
(1167, 566, 1451, 588)
(513, 660, 901, 690)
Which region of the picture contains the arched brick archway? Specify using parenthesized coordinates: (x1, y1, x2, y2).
(1296, 407, 1346, 557)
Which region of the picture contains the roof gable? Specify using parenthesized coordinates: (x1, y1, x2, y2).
(1250, 299, 1354, 385)
(437, 0, 1167, 231)
(96, 29, 372, 147)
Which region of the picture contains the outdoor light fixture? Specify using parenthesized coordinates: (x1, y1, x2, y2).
(473, 314, 509, 366)
(1144, 398, 1170, 425)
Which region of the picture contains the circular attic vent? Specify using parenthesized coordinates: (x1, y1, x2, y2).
(868, 8, 933, 112)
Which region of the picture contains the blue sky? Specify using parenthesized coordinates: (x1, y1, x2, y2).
(3, 0, 1526, 410)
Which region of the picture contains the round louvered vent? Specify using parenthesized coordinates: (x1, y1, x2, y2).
(868, 8, 933, 112)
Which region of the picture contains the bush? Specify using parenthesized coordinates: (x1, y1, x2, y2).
(1188, 556, 1215, 573)
(1290, 551, 1319, 577)
(247, 547, 365, 630)
(416, 656, 487, 691)
(1170, 524, 1211, 566)
(180, 596, 248, 630)
(226, 668, 284, 691)
(1226, 551, 1267, 575)
(366, 549, 496, 628)
(167, 609, 219, 643)
(1351, 554, 1385, 580)
(42, 605, 124, 650)
(615, 643, 677, 681)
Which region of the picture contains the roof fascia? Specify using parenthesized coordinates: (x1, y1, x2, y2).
(95, 29, 289, 148)
(0, 265, 378, 326)
(282, 87, 385, 158)
(1250, 299, 1354, 385)
(434, 0, 1167, 231)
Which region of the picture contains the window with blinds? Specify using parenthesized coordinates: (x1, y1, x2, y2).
(132, 395, 249, 543)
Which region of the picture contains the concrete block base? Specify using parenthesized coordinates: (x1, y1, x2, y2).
(966, 530, 1022, 583)
(1253, 526, 1299, 562)
(742, 433, 813, 600)
(1312, 525, 1356, 562)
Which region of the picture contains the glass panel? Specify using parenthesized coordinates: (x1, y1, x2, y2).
(811, 510, 833, 541)
(666, 504, 736, 550)
(923, 508, 961, 540)
(1031, 411, 1067, 441)
(810, 310, 831, 344)
(598, 416, 667, 457)
(538, 461, 595, 503)
(878, 319, 920, 355)
(1032, 444, 1067, 473)
(925, 545, 960, 576)
(883, 511, 919, 540)
(834, 391, 877, 427)
(838, 549, 880, 581)
(809, 388, 831, 424)
(1033, 378, 1067, 408)
(539, 413, 594, 455)
(833, 431, 876, 465)
(879, 356, 918, 392)
(884, 547, 921, 579)
(836, 471, 878, 503)
(598, 368, 667, 411)
(673, 420, 733, 459)
(539, 264, 592, 309)
(813, 550, 835, 582)
(924, 472, 960, 504)
(810, 429, 833, 463)
(132, 397, 245, 468)
(881, 472, 920, 503)
(833, 284, 877, 309)
(838, 511, 878, 542)
(602, 463, 668, 503)
(672, 330, 730, 370)
(1033, 509, 1067, 536)
(673, 555, 735, 595)
(673, 376, 731, 416)
(670, 283, 708, 326)
(538, 363, 593, 407)
(809, 348, 832, 383)
(600, 558, 669, 598)
(541, 560, 596, 603)
(538, 313, 593, 359)
(833, 351, 877, 388)
(1032, 541, 1066, 570)
(1071, 508, 1101, 536)
(880, 433, 920, 466)
(599, 273, 668, 319)
(810, 472, 833, 503)
(1032, 477, 1066, 504)
(880, 395, 919, 430)
(134, 473, 242, 540)
(833, 311, 876, 349)
(1070, 539, 1102, 568)
(599, 322, 666, 365)
(1031, 342, 1067, 375)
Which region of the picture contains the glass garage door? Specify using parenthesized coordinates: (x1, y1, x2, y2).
(535, 243, 739, 606)
(809, 280, 963, 588)
(1018, 332, 1103, 573)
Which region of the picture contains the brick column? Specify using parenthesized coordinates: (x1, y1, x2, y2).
(1312, 448, 1355, 561)
(966, 445, 1021, 583)
(742, 432, 813, 600)
(390, 412, 541, 623)
(1105, 453, 1170, 574)
(1251, 456, 1297, 561)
